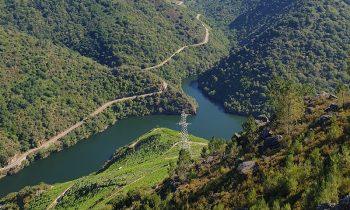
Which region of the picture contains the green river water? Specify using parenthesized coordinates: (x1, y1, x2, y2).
(0, 79, 246, 197)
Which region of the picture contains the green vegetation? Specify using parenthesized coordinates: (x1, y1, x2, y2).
(267, 78, 309, 135)
(0, 26, 170, 167)
(113, 80, 350, 209)
(0, 128, 207, 209)
(0, 0, 204, 68)
(2, 0, 350, 209)
(0, 0, 228, 169)
(198, 0, 350, 115)
(187, 0, 259, 29)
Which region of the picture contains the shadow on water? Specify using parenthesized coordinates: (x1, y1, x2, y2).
(0, 79, 246, 197)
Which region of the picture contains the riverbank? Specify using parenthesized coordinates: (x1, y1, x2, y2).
(0, 12, 210, 178)
(0, 79, 245, 197)
(0, 128, 208, 209)
(0, 85, 197, 179)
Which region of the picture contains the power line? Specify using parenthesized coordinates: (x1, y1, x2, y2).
(178, 110, 191, 151)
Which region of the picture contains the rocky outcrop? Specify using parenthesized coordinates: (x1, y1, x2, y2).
(237, 161, 256, 175)
(306, 106, 315, 114)
(255, 115, 270, 127)
(261, 128, 273, 140)
(325, 103, 339, 113)
(314, 115, 332, 128)
(263, 135, 283, 150)
(316, 92, 338, 100)
(317, 195, 350, 210)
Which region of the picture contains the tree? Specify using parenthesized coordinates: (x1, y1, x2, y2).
(268, 77, 306, 135)
(243, 116, 259, 140)
(175, 149, 193, 181)
(208, 138, 226, 155)
(336, 83, 350, 108)
(241, 116, 259, 152)
(327, 116, 343, 140)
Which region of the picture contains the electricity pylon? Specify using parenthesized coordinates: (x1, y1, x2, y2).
(178, 110, 191, 150)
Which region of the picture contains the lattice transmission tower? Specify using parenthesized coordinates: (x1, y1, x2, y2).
(178, 110, 191, 150)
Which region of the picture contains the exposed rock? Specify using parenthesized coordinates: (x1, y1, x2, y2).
(257, 114, 269, 123)
(314, 115, 332, 128)
(255, 114, 270, 127)
(329, 94, 338, 100)
(306, 99, 316, 107)
(263, 135, 283, 150)
(339, 195, 350, 208)
(203, 156, 215, 164)
(316, 92, 338, 101)
(261, 128, 273, 140)
(317, 195, 350, 210)
(344, 102, 350, 109)
(306, 106, 315, 114)
(316, 203, 337, 210)
(317, 91, 331, 99)
(238, 161, 256, 175)
(325, 103, 339, 113)
(233, 133, 242, 139)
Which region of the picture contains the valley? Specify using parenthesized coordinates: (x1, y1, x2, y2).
(0, 78, 245, 198)
(0, 0, 349, 209)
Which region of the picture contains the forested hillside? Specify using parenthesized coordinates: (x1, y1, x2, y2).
(198, 0, 350, 115)
(0, 26, 173, 168)
(187, 0, 259, 28)
(0, 0, 204, 68)
(0, 0, 228, 171)
(110, 79, 350, 209)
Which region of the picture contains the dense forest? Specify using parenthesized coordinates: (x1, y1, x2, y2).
(1, 0, 350, 208)
(0, 0, 204, 68)
(0, 0, 228, 169)
(187, 0, 259, 28)
(0, 26, 165, 167)
(198, 0, 350, 115)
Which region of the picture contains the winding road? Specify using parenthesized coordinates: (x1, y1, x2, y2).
(0, 13, 209, 176)
(142, 14, 209, 71)
(0, 84, 167, 174)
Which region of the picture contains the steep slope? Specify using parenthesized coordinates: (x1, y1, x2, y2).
(113, 90, 350, 209)
(0, 0, 205, 68)
(187, 0, 259, 28)
(0, 128, 207, 209)
(0, 26, 194, 170)
(198, 0, 350, 115)
(0, 0, 229, 174)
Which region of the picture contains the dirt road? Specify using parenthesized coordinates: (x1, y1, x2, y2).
(142, 14, 209, 71)
(0, 13, 209, 175)
(0, 87, 165, 173)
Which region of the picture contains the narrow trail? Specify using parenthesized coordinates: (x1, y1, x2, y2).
(46, 185, 73, 210)
(0, 12, 209, 176)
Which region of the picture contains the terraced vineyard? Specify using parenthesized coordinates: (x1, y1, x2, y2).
(0, 128, 207, 209)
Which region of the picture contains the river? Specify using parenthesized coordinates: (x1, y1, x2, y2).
(0, 79, 246, 197)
